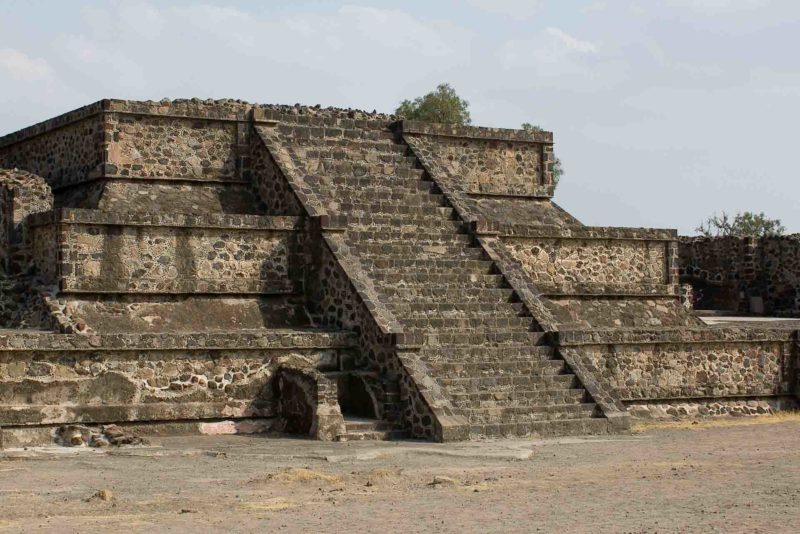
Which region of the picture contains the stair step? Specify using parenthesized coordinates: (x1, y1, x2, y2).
(332, 203, 453, 218)
(420, 345, 554, 361)
(469, 418, 610, 439)
(311, 175, 435, 192)
(343, 213, 460, 227)
(360, 258, 492, 272)
(465, 403, 598, 424)
(380, 287, 516, 303)
(400, 316, 533, 331)
(425, 359, 566, 377)
(346, 228, 468, 243)
(391, 301, 525, 316)
(451, 388, 587, 408)
(313, 162, 424, 179)
(331, 193, 444, 209)
(310, 139, 407, 153)
(306, 152, 416, 165)
(439, 373, 577, 392)
(337, 429, 409, 442)
(426, 331, 546, 346)
(341, 418, 398, 432)
(281, 125, 396, 142)
(355, 242, 482, 258)
(329, 188, 441, 204)
(372, 273, 506, 288)
(336, 416, 407, 441)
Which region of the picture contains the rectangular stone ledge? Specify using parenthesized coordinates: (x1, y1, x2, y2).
(397, 120, 553, 144)
(477, 222, 677, 241)
(53, 174, 253, 192)
(60, 277, 300, 295)
(557, 327, 798, 347)
(0, 401, 277, 427)
(29, 208, 304, 232)
(537, 283, 679, 297)
(0, 330, 357, 352)
(467, 189, 555, 199)
(253, 108, 392, 129)
(106, 99, 254, 122)
(0, 101, 106, 148)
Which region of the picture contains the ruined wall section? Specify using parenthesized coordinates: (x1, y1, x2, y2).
(680, 235, 800, 316)
(0, 331, 356, 428)
(0, 102, 106, 193)
(559, 328, 798, 418)
(29, 209, 304, 295)
(487, 226, 695, 329)
(0, 169, 54, 273)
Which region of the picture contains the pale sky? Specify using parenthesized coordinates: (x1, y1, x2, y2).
(1, 0, 798, 234)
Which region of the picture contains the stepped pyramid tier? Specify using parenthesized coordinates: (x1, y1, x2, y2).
(0, 99, 797, 446)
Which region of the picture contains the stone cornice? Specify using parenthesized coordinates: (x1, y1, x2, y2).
(28, 208, 303, 231)
(398, 120, 553, 144)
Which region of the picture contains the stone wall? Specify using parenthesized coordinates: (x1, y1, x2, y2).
(401, 121, 554, 198)
(106, 113, 244, 180)
(501, 237, 669, 287)
(0, 104, 106, 191)
(559, 328, 798, 418)
(29, 209, 304, 294)
(0, 330, 355, 427)
(0, 169, 54, 273)
(680, 235, 800, 315)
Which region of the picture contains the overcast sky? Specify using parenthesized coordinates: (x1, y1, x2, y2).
(1, 0, 798, 233)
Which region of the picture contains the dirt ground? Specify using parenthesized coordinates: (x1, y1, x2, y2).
(1, 417, 799, 533)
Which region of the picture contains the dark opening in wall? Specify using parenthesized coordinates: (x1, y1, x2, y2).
(337, 375, 377, 419)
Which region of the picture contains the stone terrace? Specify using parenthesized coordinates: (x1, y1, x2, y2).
(0, 98, 797, 446)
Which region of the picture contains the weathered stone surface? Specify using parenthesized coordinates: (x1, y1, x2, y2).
(0, 99, 796, 447)
(680, 235, 800, 315)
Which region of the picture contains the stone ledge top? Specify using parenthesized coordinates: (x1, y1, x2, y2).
(679, 234, 800, 244)
(0, 98, 402, 148)
(398, 120, 553, 144)
(0, 329, 357, 352)
(0, 101, 107, 148)
(29, 208, 304, 231)
(474, 221, 677, 240)
(558, 326, 797, 346)
(535, 282, 678, 297)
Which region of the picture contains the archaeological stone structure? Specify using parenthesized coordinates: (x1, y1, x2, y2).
(680, 235, 800, 316)
(0, 99, 797, 447)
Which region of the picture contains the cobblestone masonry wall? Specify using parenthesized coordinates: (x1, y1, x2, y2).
(680, 235, 800, 315)
(30, 210, 303, 294)
(0, 169, 54, 273)
(0, 332, 355, 427)
(401, 121, 554, 198)
(544, 297, 700, 329)
(559, 328, 798, 418)
(106, 113, 242, 180)
(501, 237, 668, 286)
(0, 105, 105, 190)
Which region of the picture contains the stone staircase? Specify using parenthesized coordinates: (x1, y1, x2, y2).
(274, 124, 608, 438)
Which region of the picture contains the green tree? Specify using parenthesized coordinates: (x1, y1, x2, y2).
(395, 83, 471, 125)
(521, 123, 563, 189)
(696, 211, 785, 237)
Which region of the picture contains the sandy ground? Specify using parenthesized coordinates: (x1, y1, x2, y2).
(1, 417, 799, 533)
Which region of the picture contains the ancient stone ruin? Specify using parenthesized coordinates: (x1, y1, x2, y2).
(0, 99, 797, 447)
(680, 235, 800, 316)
